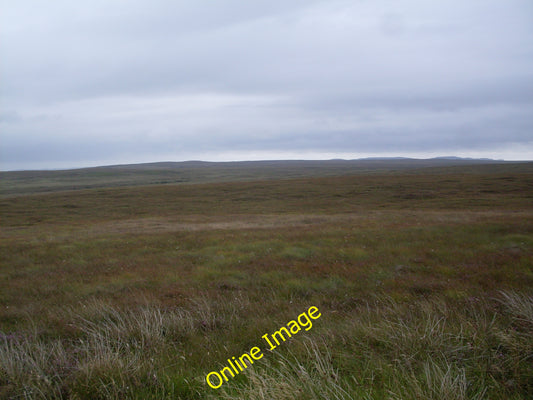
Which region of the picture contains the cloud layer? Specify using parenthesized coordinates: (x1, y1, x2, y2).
(1, 0, 532, 169)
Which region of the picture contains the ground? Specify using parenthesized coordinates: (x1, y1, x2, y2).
(1, 162, 532, 399)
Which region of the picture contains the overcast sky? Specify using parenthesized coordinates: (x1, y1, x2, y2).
(1, 0, 532, 170)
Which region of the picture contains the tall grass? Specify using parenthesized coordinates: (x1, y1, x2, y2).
(388, 360, 487, 400)
(1, 292, 532, 398)
(499, 291, 533, 327)
(0, 298, 239, 399)
(212, 340, 352, 400)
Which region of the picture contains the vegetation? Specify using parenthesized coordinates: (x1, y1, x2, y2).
(1, 162, 532, 399)
(2, 159, 529, 196)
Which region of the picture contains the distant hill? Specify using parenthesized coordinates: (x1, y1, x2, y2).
(1, 158, 531, 196)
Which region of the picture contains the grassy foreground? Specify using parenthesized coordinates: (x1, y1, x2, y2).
(1, 166, 532, 399)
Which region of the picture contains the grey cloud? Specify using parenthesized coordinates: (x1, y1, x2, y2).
(1, 0, 532, 170)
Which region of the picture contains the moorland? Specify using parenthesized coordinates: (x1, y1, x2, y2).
(1, 159, 532, 399)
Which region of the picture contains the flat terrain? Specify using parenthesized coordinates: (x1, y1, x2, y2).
(1, 162, 532, 399)
(0, 158, 523, 196)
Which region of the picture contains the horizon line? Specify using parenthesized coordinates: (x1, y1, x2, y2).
(2, 156, 528, 173)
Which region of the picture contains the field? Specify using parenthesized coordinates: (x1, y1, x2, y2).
(1, 161, 533, 399)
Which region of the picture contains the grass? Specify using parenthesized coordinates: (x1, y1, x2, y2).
(2, 294, 532, 399)
(1, 159, 531, 196)
(0, 164, 532, 399)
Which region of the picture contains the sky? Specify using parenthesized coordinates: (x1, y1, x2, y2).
(1, 0, 532, 170)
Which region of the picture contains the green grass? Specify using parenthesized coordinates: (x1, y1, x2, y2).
(1, 165, 532, 399)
